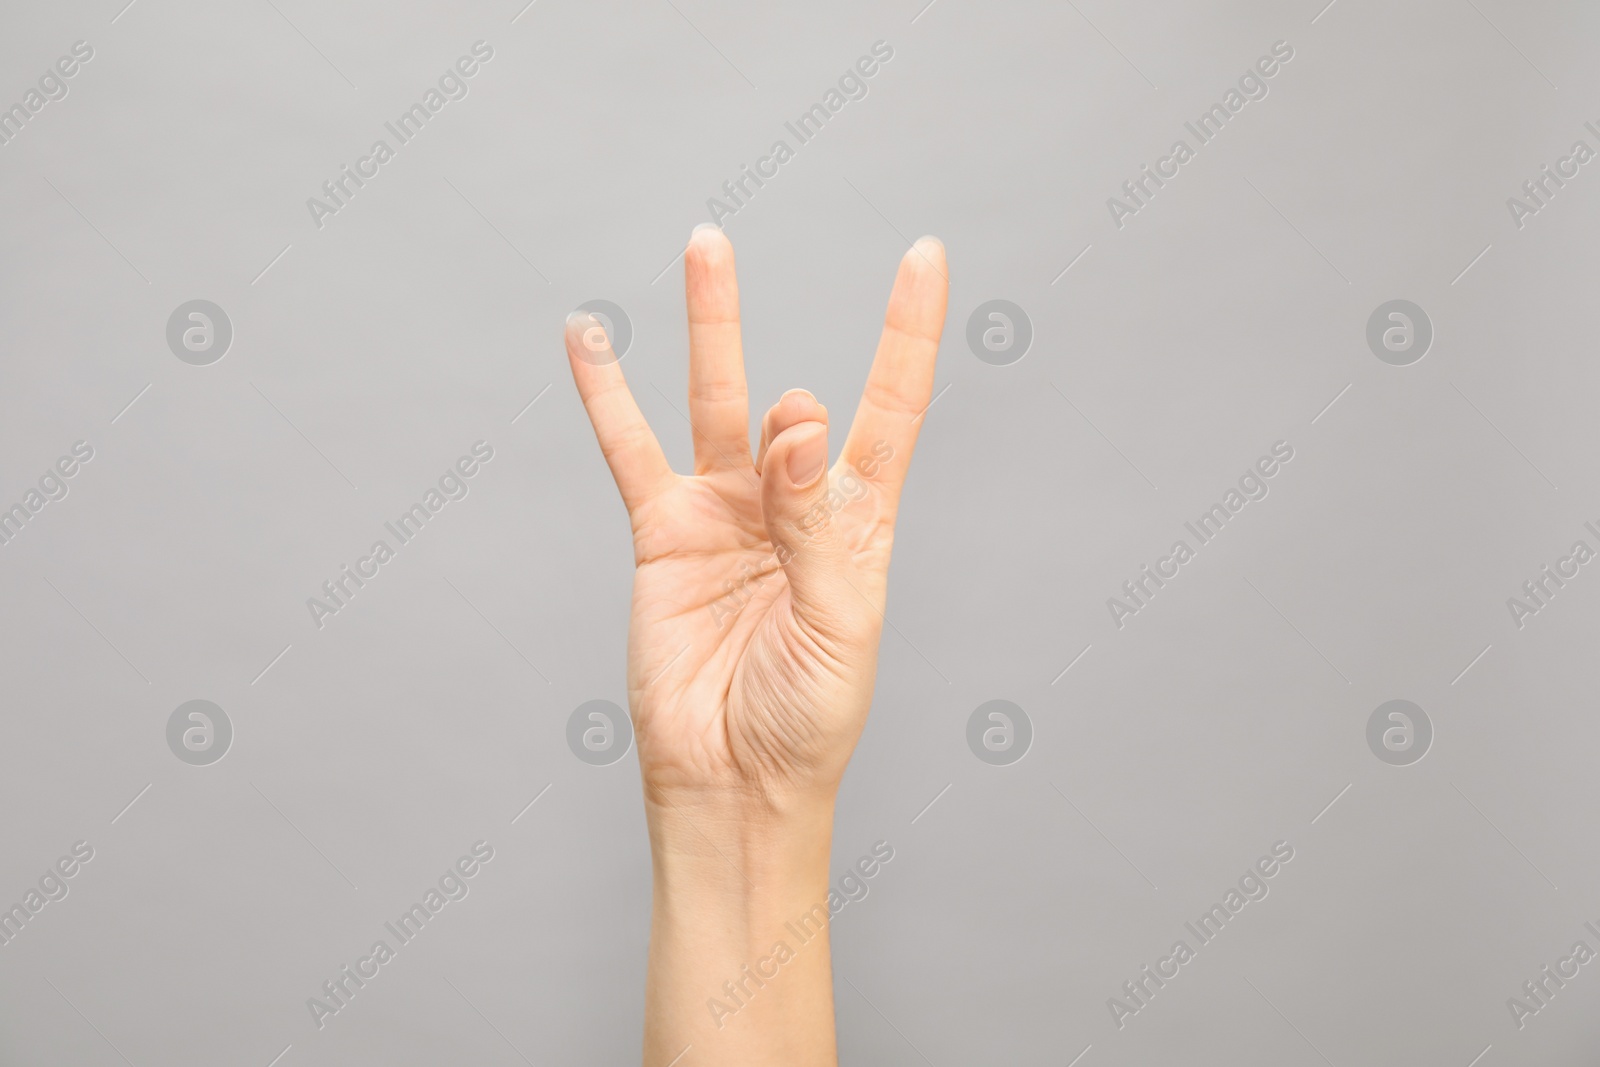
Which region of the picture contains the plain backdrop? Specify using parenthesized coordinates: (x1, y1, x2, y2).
(2, 0, 1599, 1064)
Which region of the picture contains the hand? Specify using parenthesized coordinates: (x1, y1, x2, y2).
(568, 228, 947, 1065)
(565, 228, 949, 815)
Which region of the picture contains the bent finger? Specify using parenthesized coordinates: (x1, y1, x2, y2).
(755, 388, 827, 475)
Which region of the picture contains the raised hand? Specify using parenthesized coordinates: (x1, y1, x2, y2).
(565, 227, 949, 814)
(567, 228, 946, 1065)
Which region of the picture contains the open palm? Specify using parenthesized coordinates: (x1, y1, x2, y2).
(566, 228, 948, 810)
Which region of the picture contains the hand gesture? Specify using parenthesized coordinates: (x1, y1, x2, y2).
(565, 228, 949, 814)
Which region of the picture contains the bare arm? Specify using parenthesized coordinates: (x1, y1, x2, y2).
(564, 227, 949, 1066)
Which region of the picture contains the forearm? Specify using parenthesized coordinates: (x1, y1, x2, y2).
(643, 793, 839, 1067)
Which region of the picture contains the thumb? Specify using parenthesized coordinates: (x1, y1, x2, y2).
(760, 419, 860, 638)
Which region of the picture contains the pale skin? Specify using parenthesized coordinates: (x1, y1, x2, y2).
(564, 226, 949, 1066)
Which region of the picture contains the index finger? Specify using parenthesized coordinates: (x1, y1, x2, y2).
(839, 237, 949, 506)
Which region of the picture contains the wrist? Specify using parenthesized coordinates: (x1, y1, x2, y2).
(643, 789, 842, 1064)
(647, 790, 835, 915)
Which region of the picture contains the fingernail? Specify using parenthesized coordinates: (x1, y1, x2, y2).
(914, 234, 944, 252)
(786, 423, 828, 488)
(780, 387, 816, 403)
(693, 222, 721, 235)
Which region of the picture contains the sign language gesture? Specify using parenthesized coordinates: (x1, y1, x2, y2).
(566, 228, 948, 812)
(569, 227, 946, 1065)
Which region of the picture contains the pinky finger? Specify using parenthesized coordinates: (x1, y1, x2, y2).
(565, 312, 676, 513)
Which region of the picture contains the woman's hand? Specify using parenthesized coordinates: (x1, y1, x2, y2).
(566, 227, 947, 1066)
(566, 227, 949, 817)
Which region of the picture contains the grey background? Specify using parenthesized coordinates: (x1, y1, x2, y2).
(2, 0, 1598, 1063)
